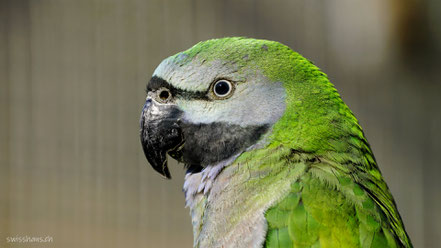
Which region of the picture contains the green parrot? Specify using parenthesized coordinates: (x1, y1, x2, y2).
(140, 37, 412, 248)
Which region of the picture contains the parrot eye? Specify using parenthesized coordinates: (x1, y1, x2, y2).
(212, 79, 234, 99)
(156, 87, 172, 103)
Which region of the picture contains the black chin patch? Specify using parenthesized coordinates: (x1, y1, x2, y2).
(178, 121, 269, 167)
(185, 164, 204, 174)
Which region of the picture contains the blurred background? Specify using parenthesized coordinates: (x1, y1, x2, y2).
(1, 0, 440, 247)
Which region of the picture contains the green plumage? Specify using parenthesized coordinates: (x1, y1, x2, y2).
(265, 171, 407, 247)
(153, 37, 412, 247)
(236, 38, 413, 247)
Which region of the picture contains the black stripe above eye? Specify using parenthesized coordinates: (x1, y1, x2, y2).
(147, 76, 210, 101)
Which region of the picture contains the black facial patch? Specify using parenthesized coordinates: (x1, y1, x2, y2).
(176, 121, 269, 167)
(143, 77, 270, 176)
(147, 76, 210, 101)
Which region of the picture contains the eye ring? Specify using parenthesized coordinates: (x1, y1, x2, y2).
(156, 87, 172, 103)
(211, 79, 234, 99)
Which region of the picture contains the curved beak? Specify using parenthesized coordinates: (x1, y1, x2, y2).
(140, 98, 183, 179)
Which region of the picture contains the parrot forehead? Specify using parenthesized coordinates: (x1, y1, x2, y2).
(153, 37, 288, 92)
(152, 56, 242, 92)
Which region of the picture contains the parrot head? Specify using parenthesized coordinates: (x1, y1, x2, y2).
(140, 38, 290, 178)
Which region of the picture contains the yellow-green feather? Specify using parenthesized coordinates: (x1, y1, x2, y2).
(265, 165, 407, 248)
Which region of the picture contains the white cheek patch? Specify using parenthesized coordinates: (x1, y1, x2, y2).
(178, 78, 286, 127)
(153, 57, 286, 127)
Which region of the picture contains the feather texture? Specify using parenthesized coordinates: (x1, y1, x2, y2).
(265, 164, 409, 247)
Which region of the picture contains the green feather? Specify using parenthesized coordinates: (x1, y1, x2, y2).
(160, 38, 412, 247)
(265, 168, 408, 247)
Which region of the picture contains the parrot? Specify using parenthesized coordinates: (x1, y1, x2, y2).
(139, 37, 412, 248)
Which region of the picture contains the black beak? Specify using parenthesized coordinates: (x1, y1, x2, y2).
(140, 98, 183, 179)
